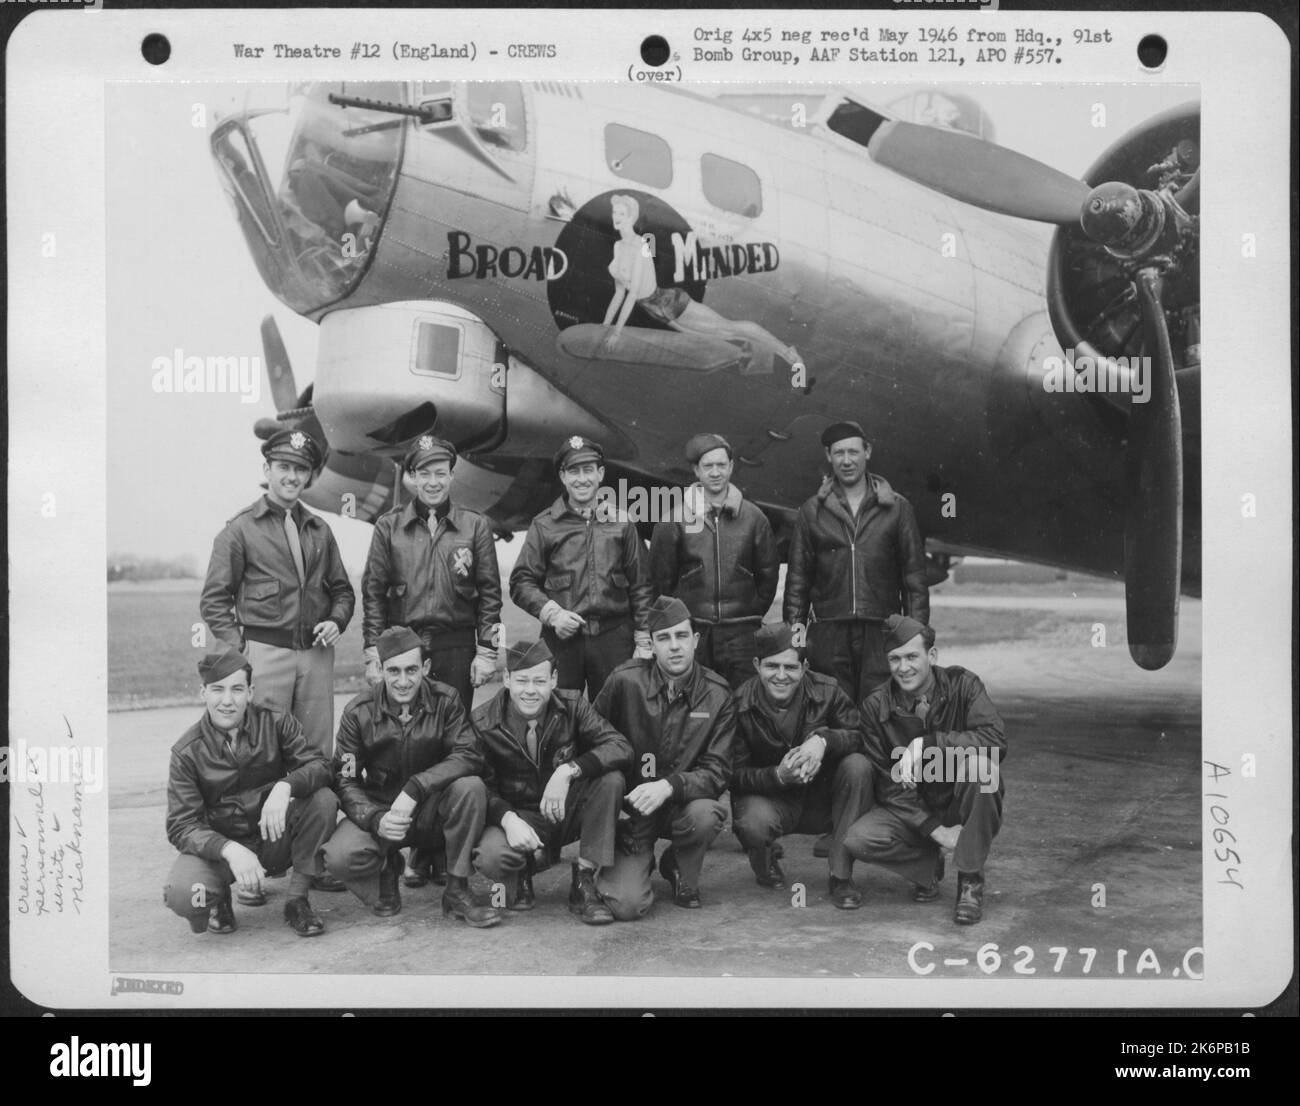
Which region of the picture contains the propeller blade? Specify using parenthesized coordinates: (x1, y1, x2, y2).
(259, 315, 300, 413)
(1123, 269, 1183, 670)
(867, 120, 1091, 224)
(1175, 168, 1200, 215)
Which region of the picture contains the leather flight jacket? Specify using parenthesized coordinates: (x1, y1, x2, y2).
(333, 677, 482, 833)
(510, 498, 653, 632)
(166, 704, 331, 862)
(361, 500, 502, 649)
(782, 473, 929, 626)
(201, 496, 356, 651)
(730, 670, 865, 797)
(472, 687, 633, 827)
(649, 483, 780, 626)
(860, 664, 1006, 817)
(593, 658, 736, 804)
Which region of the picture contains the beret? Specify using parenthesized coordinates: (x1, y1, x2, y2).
(820, 421, 868, 449)
(684, 433, 732, 465)
(377, 626, 425, 663)
(198, 648, 251, 686)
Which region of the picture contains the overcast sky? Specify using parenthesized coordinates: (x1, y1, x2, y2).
(106, 80, 1196, 574)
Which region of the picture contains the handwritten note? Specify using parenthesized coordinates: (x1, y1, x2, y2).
(13, 716, 89, 917)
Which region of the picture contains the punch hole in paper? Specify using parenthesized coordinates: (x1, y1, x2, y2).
(640, 35, 670, 67)
(1137, 34, 1167, 70)
(141, 33, 171, 66)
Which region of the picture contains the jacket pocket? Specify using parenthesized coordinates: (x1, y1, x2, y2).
(241, 575, 281, 622)
(386, 583, 407, 625)
(544, 571, 574, 603)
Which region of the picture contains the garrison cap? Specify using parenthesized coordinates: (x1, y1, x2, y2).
(820, 420, 869, 449)
(198, 647, 251, 686)
(883, 614, 929, 652)
(403, 433, 457, 473)
(262, 428, 324, 470)
(684, 433, 732, 465)
(753, 622, 802, 661)
(505, 639, 554, 672)
(647, 595, 692, 635)
(377, 626, 425, 663)
(554, 435, 604, 471)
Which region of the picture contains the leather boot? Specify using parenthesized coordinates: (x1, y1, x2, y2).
(913, 851, 946, 903)
(747, 844, 786, 889)
(373, 850, 403, 917)
(658, 847, 701, 908)
(428, 849, 449, 887)
(403, 846, 432, 888)
(208, 887, 237, 934)
(512, 855, 536, 911)
(829, 875, 862, 910)
(954, 871, 985, 925)
(283, 896, 325, 937)
(442, 876, 503, 928)
(568, 862, 614, 925)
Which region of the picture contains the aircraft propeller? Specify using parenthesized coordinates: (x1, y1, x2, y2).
(253, 314, 327, 449)
(868, 116, 1199, 669)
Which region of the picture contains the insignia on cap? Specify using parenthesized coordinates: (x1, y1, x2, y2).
(568, 436, 584, 450)
(418, 434, 434, 452)
(290, 432, 306, 450)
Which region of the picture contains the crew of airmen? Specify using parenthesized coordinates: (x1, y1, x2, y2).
(169, 422, 1005, 939)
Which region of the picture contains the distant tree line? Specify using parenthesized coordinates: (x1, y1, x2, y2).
(108, 553, 200, 582)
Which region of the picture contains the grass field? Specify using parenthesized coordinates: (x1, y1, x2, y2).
(106, 574, 1103, 709)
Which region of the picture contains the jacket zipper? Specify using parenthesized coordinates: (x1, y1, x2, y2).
(848, 512, 858, 617)
(712, 512, 722, 623)
(585, 513, 594, 614)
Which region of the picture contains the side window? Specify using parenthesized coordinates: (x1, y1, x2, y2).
(412, 321, 461, 378)
(701, 153, 762, 217)
(467, 82, 527, 152)
(604, 123, 673, 189)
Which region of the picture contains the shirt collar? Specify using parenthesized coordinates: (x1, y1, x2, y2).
(200, 708, 251, 747)
(404, 499, 455, 528)
(888, 669, 942, 714)
(757, 677, 804, 715)
(505, 698, 546, 732)
(255, 496, 319, 529)
(650, 661, 696, 702)
(377, 679, 430, 721)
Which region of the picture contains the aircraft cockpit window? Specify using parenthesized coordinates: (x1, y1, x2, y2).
(210, 82, 404, 315)
(467, 83, 527, 152)
(701, 153, 762, 218)
(825, 100, 889, 149)
(604, 124, 673, 189)
(214, 127, 280, 247)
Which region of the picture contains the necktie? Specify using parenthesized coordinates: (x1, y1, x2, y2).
(916, 696, 930, 723)
(283, 510, 306, 584)
(525, 720, 539, 761)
